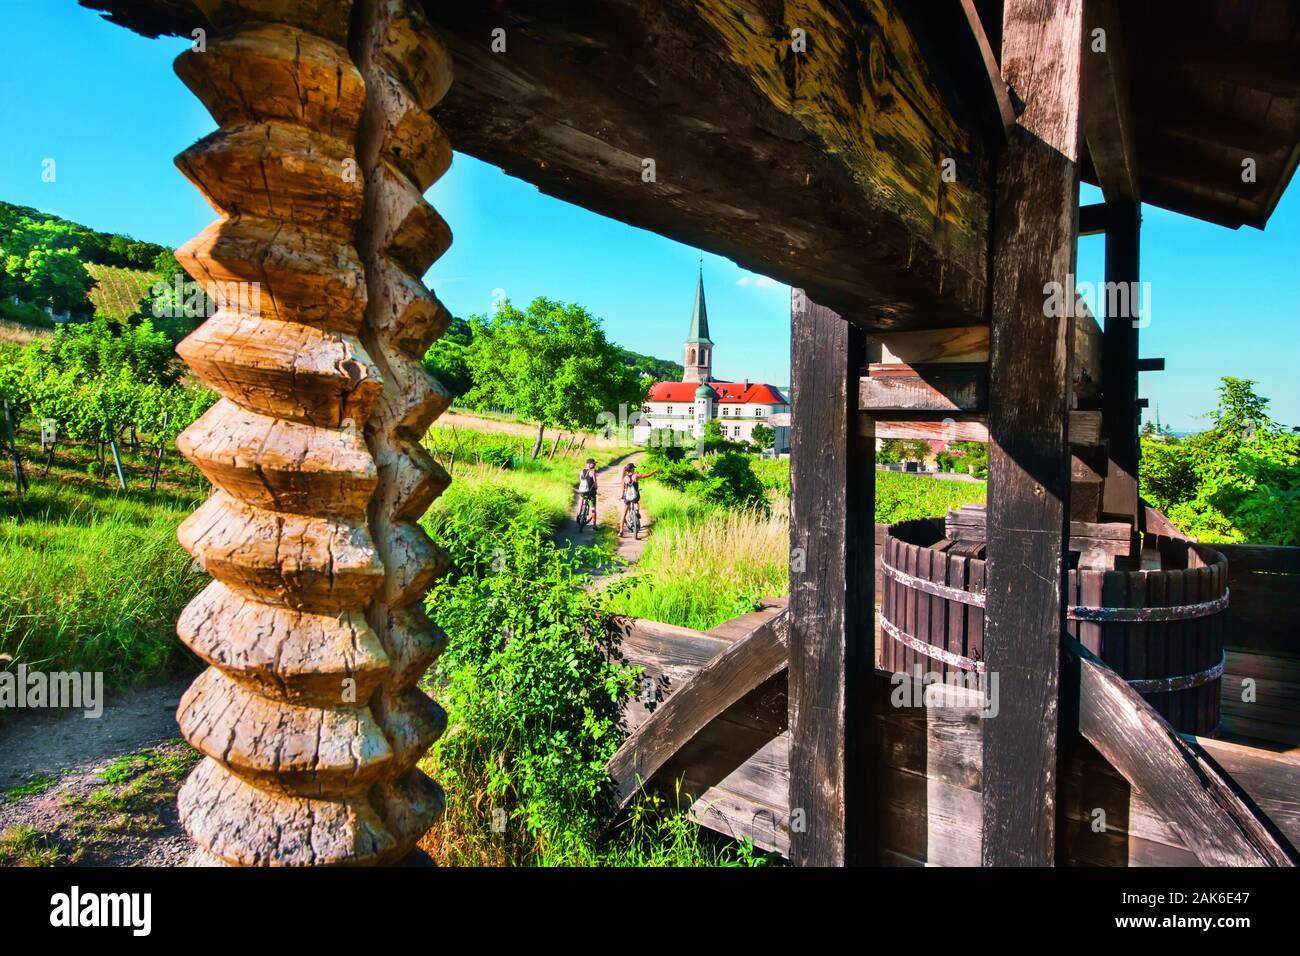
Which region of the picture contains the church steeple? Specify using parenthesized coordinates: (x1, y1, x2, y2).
(683, 263, 713, 382)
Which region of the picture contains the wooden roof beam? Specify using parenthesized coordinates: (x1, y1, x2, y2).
(1081, 0, 1139, 204)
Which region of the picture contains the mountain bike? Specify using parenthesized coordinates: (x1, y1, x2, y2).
(622, 499, 641, 539)
(576, 494, 593, 531)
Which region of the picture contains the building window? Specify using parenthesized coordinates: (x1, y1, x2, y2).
(755, 407, 764, 417)
(666, 406, 672, 415)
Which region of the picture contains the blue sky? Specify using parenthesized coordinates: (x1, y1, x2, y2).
(2, 1, 1297, 432)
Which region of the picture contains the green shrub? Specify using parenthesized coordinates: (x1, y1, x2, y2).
(0, 299, 54, 329)
(1138, 378, 1300, 545)
(696, 452, 767, 511)
(423, 490, 638, 854)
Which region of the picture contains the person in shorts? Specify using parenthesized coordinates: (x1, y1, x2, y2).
(577, 458, 598, 528)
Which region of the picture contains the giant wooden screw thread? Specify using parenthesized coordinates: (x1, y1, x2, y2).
(168, 0, 452, 865)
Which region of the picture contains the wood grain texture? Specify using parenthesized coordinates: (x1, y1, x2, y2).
(168, 0, 453, 866)
(351, 0, 456, 861)
(860, 363, 987, 412)
(981, 0, 1084, 867)
(605, 610, 789, 813)
(416, 0, 993, 327)
(789, 299, 875, 865)
(170, 3, 401, 865)
(1067, 637, 1295, 866)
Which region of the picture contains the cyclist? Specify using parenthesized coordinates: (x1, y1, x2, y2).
(619, 461, 659, 537)
(576, 458, 598, 529)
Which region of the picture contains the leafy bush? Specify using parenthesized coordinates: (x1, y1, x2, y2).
(421, 484, 638, 855)
(696, 452, 767, 510)
(1140, 378, 1300, 545)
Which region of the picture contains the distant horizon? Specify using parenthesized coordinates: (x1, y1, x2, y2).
(1, 2, 1297, 432)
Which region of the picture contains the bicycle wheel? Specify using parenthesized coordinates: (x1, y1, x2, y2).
(577, 498, 589, 530)
(631, 505, 641, 539)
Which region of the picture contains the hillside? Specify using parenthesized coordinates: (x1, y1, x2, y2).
(85, 263, 162, 321)
(0, 198, 183, 330)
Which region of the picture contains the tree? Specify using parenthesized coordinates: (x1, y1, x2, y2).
(879, 438, 930, 463)
(750, 422, 775, 452)
(1138, 378, 1300, 545)
(423, 316, 474, 398)
(462, 297, 642, 458)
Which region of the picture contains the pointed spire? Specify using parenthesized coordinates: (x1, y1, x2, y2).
(686, 262, 712, 344)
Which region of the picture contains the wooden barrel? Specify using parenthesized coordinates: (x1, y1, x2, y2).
(880, 519, 1228, 735)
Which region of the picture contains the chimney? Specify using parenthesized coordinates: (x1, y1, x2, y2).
(743, 377, 749, 390)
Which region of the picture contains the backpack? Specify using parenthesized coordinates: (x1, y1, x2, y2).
(578, 472, 592, 494)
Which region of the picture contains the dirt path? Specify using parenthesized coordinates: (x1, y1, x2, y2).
(553, 452, 655, 577)
(0, 677, 196, 866)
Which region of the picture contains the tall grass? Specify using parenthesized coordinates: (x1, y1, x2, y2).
(0, 482, 204, 691)
(605, 502, 790, 630)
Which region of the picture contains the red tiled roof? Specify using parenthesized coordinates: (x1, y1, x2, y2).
(645, 381, 788, 404)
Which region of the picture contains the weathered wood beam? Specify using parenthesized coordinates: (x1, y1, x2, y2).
(861, 410, 1102, 446)
(959, 0, 1016, 132)
(1077, 202, 1108, 236)
(415, 0, 994, 328)
(605, 610, 789, 814)
(789, 298, 875, 866)
(982, 0, 1084, 867)
(860, 363, 987, 413)
(1100, 199, 1141, 525)
(1081, 0, 1139, 203)
(1065, 637, 1297, 867)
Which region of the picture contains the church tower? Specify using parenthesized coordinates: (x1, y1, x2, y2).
(683, 266, 713, 383)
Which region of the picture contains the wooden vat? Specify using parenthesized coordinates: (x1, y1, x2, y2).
(881, 519, 1229, 735)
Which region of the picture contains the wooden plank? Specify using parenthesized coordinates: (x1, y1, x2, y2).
(1217, 543, 1300, 658)
(860, 363, 987, 412)
(1100, 197, 1142, 516)
(1077, 201, 1108, 236)
(605, 610, 789, 813)
(1081, 0, 1139, 203)
(863, 409, 1101, 445)
(1073, 308, 1103, 400)
(414, 0, 996, 327)
(876, 326, 989, 364)
(1136, 357, 1165, 372)
(789, 298, 875, 866)
(1195, 736, 1300, 850)
(1066, 636, 1296, 866)
(981, 0, 1084, 867)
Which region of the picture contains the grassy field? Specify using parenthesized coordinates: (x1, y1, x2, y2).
(606, 464, 987, 631)
(0, 427, 207, 693)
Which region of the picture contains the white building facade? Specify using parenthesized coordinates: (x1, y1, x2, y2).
(631, 271, 791, 453)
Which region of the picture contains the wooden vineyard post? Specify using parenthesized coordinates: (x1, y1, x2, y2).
(3, 400, 27, 495)
(167, 0, 454, 865)
(788, 296, 875, 866)
(982, 0, 1084, 865)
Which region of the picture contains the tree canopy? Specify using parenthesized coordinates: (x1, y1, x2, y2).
(1140, 377, 1300, 545)
(461, 297, 644, 456)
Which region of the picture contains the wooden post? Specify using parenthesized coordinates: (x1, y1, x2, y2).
(3, 400, 27, 495)
(982, 0, 1084, 866)
(788, 296, 874, 866)
(1101, 200, 1141, 522)
(167, 0, 454, 866)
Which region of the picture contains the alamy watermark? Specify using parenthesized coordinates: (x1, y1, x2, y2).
(0, 663, 104, 718)
(889, 664, 1000, 719)
(1043, 274, 1152, 329)
(150, 277, 261, 320)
